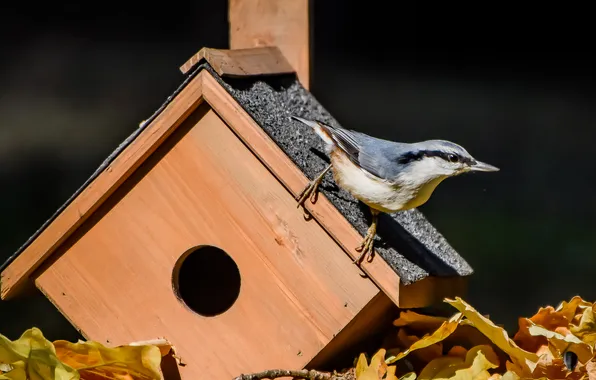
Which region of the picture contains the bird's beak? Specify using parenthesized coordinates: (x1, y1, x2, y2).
(290, 116, 318, 129)
(470, 160, 500, 172)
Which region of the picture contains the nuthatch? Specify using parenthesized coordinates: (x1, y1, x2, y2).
(291, 116, 499, 264)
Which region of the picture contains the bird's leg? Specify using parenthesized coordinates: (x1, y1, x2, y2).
(354, 208, 379, 264)
(296, 164, 332, 208)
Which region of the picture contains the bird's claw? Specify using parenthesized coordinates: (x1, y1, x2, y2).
(354, 233, 375, 264)
(296, 180, 320, 208)
(296, 165, 331, 209)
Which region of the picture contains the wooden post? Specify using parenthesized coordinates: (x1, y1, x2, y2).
(228, 0, 311, 89)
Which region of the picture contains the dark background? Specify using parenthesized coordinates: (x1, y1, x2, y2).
(1, 2, 594, 341)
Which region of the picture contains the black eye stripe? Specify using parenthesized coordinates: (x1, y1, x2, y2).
(397, 150, 476, 166)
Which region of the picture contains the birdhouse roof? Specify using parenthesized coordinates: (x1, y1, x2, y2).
(1, 47, 472, 304)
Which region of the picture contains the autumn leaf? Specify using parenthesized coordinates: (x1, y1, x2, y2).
(395, 329, 442, 364)
(488, 371, 521, 380)
(53, 340, 165, 380)
(513, 296, 592, 356)
(558, 296, 593, 323)
(417, 345, 499, 380)
(527, 323, 592, 364)
(586, 358, 596, 380)
(356, 349, 400, 380)
(445, 297, 539, 376)
(393, 311, 449, 332)
(513, 306, 570, 354)
(386, 313, 464, 364)
(0, 328, 79, 380)
(570, 304, 596, 346)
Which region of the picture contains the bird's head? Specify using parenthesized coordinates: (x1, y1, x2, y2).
(397, 140, 499, 181)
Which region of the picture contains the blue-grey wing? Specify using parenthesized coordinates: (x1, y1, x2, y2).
(316, 120, 403, 181)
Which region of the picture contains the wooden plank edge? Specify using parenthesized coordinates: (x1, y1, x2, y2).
(398, 275, 469, 309)
(199, 72, 405, 306)
(180, 46, 295, 77)
(0, 71, 208, 301)
(306, 291, 396, 370)
(35, 279, 91, 340)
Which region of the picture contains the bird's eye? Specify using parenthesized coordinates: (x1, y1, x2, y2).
(447, 154, 459, 163)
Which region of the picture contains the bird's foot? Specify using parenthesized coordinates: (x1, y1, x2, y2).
(354, 209, 379, 265)
(296, 179, 322, 208)
(354, 230, 375, 264)
(296, 165, 332, 208)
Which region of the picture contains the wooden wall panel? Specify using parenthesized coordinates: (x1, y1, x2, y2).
(229, 0, 310, 88)
(35, 104, 379, 379)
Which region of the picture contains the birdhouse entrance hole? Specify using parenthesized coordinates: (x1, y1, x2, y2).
(172, 245, 241, 317)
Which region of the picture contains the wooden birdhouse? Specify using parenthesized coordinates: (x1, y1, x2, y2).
(1, 3, 473, 379)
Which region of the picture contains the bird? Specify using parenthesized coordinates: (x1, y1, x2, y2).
(290, 116, 499, 265)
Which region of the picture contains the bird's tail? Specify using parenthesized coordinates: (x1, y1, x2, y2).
(290, 116, 335, 147)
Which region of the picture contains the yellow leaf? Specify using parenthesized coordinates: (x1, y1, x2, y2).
(527, 323, 592, 364)
(396, 329, 442, 364)
(399, 372, 417, 380)
(418, 345, 499, 380)
(0, 361, 27, 380)
(53, 340, 164, 380)
(488, 371, 520, 380)
(0, 328, 79, 380)
(446, 346, 468, 359)
(394, 311, 449, 331)
(586, 358, 596, 380)
(385, 364, 399, 380)
(387, 313, 464, 364)
(556, 297, 592, 323)
(356, 349, 398, 380)
(356, 354, 369, 379)
(513, 306, 569, 354)
(571, 305, 596, 346)
(445, 297, 539, 375)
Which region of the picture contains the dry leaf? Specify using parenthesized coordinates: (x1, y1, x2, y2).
(445, 297, 539, 376)
(527, 323, 592, 364)
(488, 371, 520, 380)
(396, 330, 442, 364)
(394, 311, 449, 332)
(513, 297, 590, 356)
(0, 328, 79, 380)
(446, 346, 468, 359)
(514, 307, 568, 354)
(570, 305, 596, 346)
(356, 349, 399, 380)
(387, 313, 464, 364)
(586, 359, 596, 380)
(53, 340, 164, 380)
(417, 345, 499, 380)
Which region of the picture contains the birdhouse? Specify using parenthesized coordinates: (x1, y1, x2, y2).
(2, 0, 487, 365)
(0, 45, 473, 379)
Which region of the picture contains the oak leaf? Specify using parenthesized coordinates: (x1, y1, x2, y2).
(387, 313, 464, 365)
(417, 345, 499, 380)
(0, 328, 79, 380)
(356, 349, 402, 380)
(53, 340, 165, 380)
(570, 304, 596, 346)
(445, 297, 539, 377)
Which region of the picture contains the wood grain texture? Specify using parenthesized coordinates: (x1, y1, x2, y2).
(229, 0, 310, 88)
(0, 71, 207, 301)
(201, 73, 404, 306)
(398, 276, 469, 309)
(35, 105, 379, 379)
(180, 47, 295, 76)
(4, 66, 463, 310)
